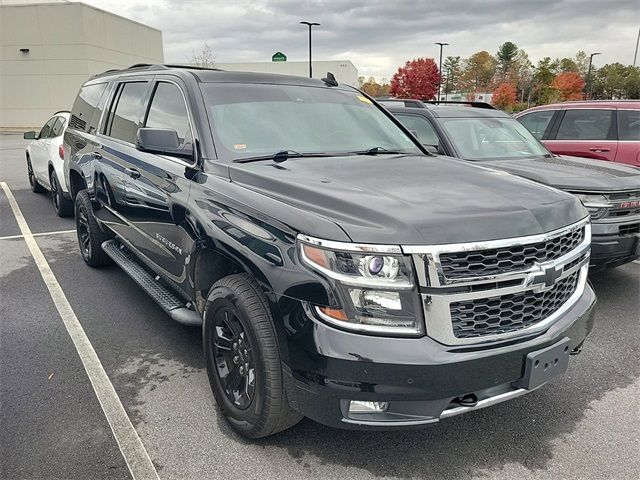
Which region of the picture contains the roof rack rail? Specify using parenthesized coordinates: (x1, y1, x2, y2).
(427, 101, 496, 110)
(161, 63, 222, 71)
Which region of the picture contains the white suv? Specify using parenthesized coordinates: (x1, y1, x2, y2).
(24, 111, 73, 216)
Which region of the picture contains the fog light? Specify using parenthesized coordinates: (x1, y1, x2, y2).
(349, 400, 389, 414)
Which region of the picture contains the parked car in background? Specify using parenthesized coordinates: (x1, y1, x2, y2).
(23, 111, 73, 216)
(64, 65, 595, 438)
(514, 101, 640, 166)
(389, 104, 640, 271)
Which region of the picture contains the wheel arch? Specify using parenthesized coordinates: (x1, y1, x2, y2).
(194, 244, 295, 367)
(68, 167, 87, 200)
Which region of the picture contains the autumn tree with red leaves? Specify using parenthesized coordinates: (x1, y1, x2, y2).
(491, 83, 518, 110)
(551, 72, 585, 101)
(389, 58, 440, 100)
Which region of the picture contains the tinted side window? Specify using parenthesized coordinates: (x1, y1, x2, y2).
(144, 82, 193, 145)
(70, 83, 108, 133)
(39, 117, 57, 139)
(51, 117, 65, 137)
(106, 82, 149, 144)
(555, 109, 615, 140)
(395, 114, 439, 146)
(618, 110, 640, 141)
(518, 111, 555, 140)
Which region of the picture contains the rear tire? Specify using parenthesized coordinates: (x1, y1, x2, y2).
(203, 273, 302, 438)
(50, 169, 73, 217)
(27, 156, 44, 193)
(75, 190, 112, 267)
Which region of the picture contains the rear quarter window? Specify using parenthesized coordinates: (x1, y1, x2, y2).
(618, 110, 640, 141)
(69, 83, 108, 133)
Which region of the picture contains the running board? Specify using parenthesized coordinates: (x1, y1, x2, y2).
(101, 239, 202, 326)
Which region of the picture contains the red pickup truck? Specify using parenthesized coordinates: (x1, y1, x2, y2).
(515, 101, 640, 166)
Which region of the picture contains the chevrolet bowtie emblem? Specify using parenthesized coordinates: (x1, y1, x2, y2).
(528, 264, 562, 291)
(540, 265, 562, 288)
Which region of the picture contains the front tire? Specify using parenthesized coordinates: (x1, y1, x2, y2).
(75, 190, 112, 267)
(50, 170, 73, 217)
(27, 156, 44, 193)
(203, 274, 302, 438)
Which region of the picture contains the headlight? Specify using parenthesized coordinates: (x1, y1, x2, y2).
(572, 193, 610, 219)
(298, 236, 423, 335)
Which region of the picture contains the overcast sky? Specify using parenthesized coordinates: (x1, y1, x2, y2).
(84, 0, 640, 80)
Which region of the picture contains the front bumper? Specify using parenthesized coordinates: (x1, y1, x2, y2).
(284, 284, 596, 430)
(591, 219, 640, 270)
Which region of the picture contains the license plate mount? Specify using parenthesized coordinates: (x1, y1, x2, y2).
(514, 337, 571, 390)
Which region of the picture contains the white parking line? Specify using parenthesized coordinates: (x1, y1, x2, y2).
(0, 229, 76, 241)
(633, 260, 640, 265)
(0, 182, 159, 480)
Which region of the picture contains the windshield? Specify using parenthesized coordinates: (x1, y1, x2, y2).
(202, 83, 419, 161)
(439, 117, 550, 161)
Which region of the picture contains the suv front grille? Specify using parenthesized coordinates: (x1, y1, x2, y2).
(405, 218, 590, 346)
(439, 227, 584, 279)
(449, 271, 580, 339)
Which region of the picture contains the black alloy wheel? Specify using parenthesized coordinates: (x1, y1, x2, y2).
(74, 190, 112, 267)
(50, 172, 60, 211)
(76, 204, 91, 259)
(50, 170, 73, 217)
(212, 308, 256, 410)
(203, 274, 302, 438)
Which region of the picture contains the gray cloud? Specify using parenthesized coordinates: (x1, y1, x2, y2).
(85, 0, 640, 79)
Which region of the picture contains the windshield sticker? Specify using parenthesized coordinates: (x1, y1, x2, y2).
(234, 143, 247, 150)
(357, 95, 373, 104)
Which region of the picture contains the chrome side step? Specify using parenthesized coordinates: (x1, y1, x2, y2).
(101, 239, 202, 326)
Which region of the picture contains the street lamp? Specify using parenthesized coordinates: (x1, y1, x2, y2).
(435, 42, 449, 101)
(445, 68, 451, 99)
(585, 52, 601, 100)
(300, 21, 320, 78)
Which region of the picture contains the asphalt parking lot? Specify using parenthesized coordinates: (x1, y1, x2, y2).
(1, 132, 639, 480)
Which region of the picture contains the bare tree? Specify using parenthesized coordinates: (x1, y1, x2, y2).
(187, 42, 215, 68)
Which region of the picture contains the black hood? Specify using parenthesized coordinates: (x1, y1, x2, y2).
(229, 155, 587, 245)
(482, 155, 640, 193)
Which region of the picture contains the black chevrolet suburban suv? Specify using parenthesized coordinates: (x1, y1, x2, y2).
(64, 65, 595, 438)
(388, 104, 640, 271)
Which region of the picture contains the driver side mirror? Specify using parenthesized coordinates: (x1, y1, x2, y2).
(23, 131, 36, 140)
(136, 128, 193, 161)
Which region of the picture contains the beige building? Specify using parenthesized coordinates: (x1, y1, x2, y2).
(215, 60, 359, 87)
(0, 0, 163, 129)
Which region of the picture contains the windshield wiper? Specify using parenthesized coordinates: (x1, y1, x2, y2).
(233, 150, 330, 164)
(351, 146, 406, 155)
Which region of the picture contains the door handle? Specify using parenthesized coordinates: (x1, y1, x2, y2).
(91, 151, 103, 159)
(125, 167, 141, 179)
(589, 147, 610, 152)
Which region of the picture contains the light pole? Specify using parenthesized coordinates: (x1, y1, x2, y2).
(585, 52, 600, 100)
(435, 42, 449, 101)
(300, 21, 320, 78)
(445, 68, 450, 99)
